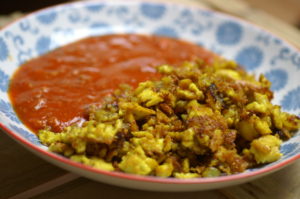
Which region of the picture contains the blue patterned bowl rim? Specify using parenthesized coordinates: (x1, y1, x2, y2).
(0, 1, 300, 184)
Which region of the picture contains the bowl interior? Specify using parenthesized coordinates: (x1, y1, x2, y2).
(0, 0, 300, 181)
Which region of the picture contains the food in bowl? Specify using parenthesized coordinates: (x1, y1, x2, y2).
(9, 34, 300, 178)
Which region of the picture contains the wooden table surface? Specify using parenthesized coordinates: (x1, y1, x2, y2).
(1, 0, 300, 198)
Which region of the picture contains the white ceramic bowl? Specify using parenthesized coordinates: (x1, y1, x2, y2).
(1, 0, 300, 191)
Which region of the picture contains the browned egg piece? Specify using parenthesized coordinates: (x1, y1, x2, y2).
(38, 59, 300, 178)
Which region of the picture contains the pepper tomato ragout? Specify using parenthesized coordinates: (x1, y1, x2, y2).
(9, 34, 300, 178)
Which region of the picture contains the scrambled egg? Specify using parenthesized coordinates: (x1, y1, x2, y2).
(38, 58, 300, 178)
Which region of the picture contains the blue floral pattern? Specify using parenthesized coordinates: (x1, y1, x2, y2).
(0, 70, 9, 92)
(35, 36, 51, 55)
(9, 124, 42, 146)
(4, 31, 32, 65)
(264, 69, 288, 91)
(280, 143, 299, 157)
(107, 6, 129, 18)
(153, 26, 178, 38)
(271, 47, 300, 69)
(0, 1, 299, 174)
(216, 21, 243, 45)
(36, 11, 57, 24)
(53, 27, 74, 36)
(281, 86, 300, 110)
(106, 6, 143, 27)
(0, 37, 9, 61)
(0, 100, 20, 123)
(235, 46, 263, 71)
(174, 9, 212, 36)
(174, 9, 193, 29)
(20, 20, 39, 35)
(90, 22, 113, 35)
(140, 3, 166, 19)
(255, 32, 282, 46)
(68, 9, 82, 23)
(86, 4, 104, 12)
(90, 22, 110, 29)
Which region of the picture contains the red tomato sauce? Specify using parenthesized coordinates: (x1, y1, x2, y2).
(9, 34, 215, 133)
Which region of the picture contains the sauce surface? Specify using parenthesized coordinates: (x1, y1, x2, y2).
(9, 34, 215, 133)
